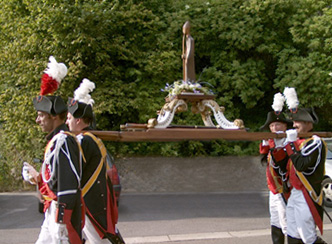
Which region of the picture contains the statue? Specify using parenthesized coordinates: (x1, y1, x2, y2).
(182, 21, 196, 82)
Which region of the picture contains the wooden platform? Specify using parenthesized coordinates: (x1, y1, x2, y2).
(88, 128, 332, 142)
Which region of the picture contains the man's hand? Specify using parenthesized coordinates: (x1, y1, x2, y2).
(261, 140, 269, 146)
(21, 162, 39, 184)
(286, 129, 298, 143)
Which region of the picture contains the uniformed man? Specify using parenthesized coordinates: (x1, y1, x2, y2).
(272, 87, 327, 244)
(22, 56, 84, 244)
(259, 92, 292, 244)
(66, 78, 125, 244)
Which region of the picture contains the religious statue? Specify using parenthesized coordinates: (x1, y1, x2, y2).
(182, 21, 196, 82)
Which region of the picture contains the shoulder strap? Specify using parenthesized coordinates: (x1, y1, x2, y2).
(295, 169, 323, 206)
(62, 131, 86, 163)
(81, 132, 108, 196)
(83, 132, 107, 161)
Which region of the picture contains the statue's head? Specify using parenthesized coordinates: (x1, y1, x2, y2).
(183, 21, 190, 35)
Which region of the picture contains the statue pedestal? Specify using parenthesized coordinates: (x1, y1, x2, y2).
(148, 93, 244, 129)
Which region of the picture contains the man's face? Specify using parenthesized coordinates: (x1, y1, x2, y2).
(269, 122, 287, 133)
(293, 121, 313, 133)
(36, 111, 54, 132)
(66, 113, 79, 131)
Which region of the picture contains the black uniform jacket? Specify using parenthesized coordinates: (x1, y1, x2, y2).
(39, 123, 83, 244)
(288, 137, 326, 220)
(80, 127, 118, 238)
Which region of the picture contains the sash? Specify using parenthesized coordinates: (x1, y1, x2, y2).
(80, 132, 118, 238)
(267, 153, 283, 194)
(296, 170, 323, 206)
(81, 132, 109, 197)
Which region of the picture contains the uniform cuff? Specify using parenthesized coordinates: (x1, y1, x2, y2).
(56, 203, 70, 224)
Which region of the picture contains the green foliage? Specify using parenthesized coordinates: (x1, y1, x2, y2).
(1, 0, 332, 190)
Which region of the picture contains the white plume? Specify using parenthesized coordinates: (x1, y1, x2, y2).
(44, 56, 68, 83)
(271, 92, 285, 112)
(74, 78, 96, 106)
(283, 87, 299, 110)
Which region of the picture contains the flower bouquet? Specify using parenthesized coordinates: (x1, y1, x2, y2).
(161, 80, 214, 102)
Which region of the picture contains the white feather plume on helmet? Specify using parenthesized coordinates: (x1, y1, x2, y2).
(44, 56, 68, 83)
(39, 56, 68, 96)
(271, 92, 285, 113)
(283, 87, 299, 111)
(73, 78, 96, 105)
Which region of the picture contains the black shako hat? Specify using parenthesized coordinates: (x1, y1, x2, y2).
(288, 107, 319, 124)
(67, 98, 94, 119)
(283, 87, 319, 124)
(33, 95, 67, 116)
(33, 56, 68, 116)
(68, 78, 95, 119)
(259, 111, 292, 131)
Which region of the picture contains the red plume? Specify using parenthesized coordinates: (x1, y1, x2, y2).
(38, 56, 68, 95)
(40, 73, 59, 96)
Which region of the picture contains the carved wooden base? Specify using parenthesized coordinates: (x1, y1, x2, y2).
(148, 94, 244, 129)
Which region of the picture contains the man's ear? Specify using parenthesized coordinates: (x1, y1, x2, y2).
(76, 118, 82, 125)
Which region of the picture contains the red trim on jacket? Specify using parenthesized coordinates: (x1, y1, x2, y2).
(63, 209, 83, 244)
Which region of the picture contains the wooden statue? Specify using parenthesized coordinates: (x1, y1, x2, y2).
(182, 21, 196, 82)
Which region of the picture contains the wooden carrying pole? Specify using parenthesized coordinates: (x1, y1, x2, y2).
(89, 129, 332, 142)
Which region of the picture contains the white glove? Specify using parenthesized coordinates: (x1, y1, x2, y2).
(286, 129, 298, 143)
(261, 140, 269, 146)
(274, 138, 286, 148)
(56, 223, 68, 242)
(274, 131, 286, 148)
(21, 162, 38, 184)
(22, 164, 31, 182)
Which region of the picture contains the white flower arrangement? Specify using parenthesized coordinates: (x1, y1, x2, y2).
(161, 80, 214, 99)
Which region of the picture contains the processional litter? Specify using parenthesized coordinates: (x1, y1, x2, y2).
(127, 21, 244, 131)
(90, 21, 331, 142)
